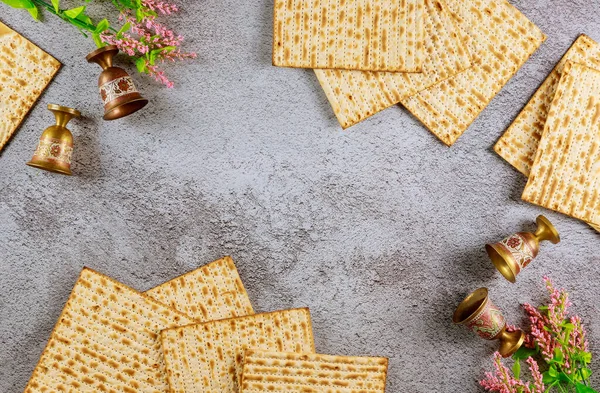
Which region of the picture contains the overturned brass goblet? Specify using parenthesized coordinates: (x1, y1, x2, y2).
(486, 215, 560, 283)
(453, 288, 524, 358)
(26, 104, 80, 175)
(87, 45, 148, 120)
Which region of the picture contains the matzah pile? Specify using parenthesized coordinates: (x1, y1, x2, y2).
(23, 258, 389, 393)
(492, 36, 600, 230)
(0, 21, 60, 153)
(272, 0, 545, 146)
(521, 62, 600, 227)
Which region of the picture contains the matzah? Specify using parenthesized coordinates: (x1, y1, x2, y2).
(240, 349, 388, 393)
(401, 0, 546, 146)
(495, 35, 600, 176)
(145, 256, 254, 321)
(161, 308, 315, 393)
(23, 267, 195, 393)
(315, 0, 471, 129)
(273, 0, 425, 72)
(522, 62, 600, 226)
(0, 21, 60, 152)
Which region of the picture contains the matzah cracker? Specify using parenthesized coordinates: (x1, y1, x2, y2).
(495, 35, 600, 176)
(240, 349, 388, 393)
(23, 267, 195, 393)
(161, 308, 315, 393)
(0, 21, 60, 152)
(315, 0, 471, 129)
(401, 0, 546, 146)
(145, 256, 254, 321)
(522, 62, 600, 225)
(273, 0, 425, 72)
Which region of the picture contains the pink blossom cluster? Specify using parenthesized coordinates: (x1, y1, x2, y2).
(522, 277, 588, 375)
(140, 0, 178, 15)
(480, 353, 545, 393)
(100, 0, 196, 87)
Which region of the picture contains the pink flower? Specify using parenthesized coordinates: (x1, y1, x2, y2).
(100, 0, 196, 87)
(480, 353, 544, 393)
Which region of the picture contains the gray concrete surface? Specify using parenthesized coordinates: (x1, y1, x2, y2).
(1, 0, 600, 392)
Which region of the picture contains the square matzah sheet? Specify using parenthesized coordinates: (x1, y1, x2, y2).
(161, 308, 315, 393)
(273, 0, 425, 72)
(23, 268, 195, 393)
(240, 349, 388, 393)
(0, 21, 60, 152)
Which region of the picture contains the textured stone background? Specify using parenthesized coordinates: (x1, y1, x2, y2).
(1, 0, 600, 392)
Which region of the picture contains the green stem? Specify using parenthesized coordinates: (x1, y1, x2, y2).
(31, 0, 118, 34)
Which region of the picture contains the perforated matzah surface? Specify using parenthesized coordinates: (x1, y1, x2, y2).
(22, 268, 195, 393)
(522, 62, 600, 226)
(161, 308, 315, 393)
(400, 0, 546, 146)
(315, 0, 471, 129)
(273, 0, 425, 72)
(145, 256, 254, 321)
(0, 21, 60, 152)
(495, 35, 600, 176)
(240, 349, 388, 393)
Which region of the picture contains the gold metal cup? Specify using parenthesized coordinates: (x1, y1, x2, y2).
(486, 215, 560, 283)
(87, 45, 148, 120)
(26, 104, 80, 175)
(453, 288, 525, 358)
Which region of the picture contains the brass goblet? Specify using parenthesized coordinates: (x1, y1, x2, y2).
(453, 288, 524, 358)
(26, 104, 80, 175)
(87, 45, 148, 120)
(486, 215, 560, 283)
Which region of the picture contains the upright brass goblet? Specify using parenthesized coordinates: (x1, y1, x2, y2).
(453, 288, 524, 358)
(486, 215, 560, 283)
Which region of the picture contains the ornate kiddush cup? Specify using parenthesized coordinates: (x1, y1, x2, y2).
(86, 45, 148, 120)
(26, 104, 80, 175)
(486, 215, 560, 283)
(453, 288, 525, 358)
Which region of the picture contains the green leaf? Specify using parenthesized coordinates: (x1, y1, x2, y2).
(513, 360, 521, 380)
(513, 347, 538, 360)
(554, 348, 565, 364)
(51, 0, 59, 12)
(1, 0, 38, 20)
(94, 18, 110, 33)
(581, 352, 593, 364)
(135, 7, 144, 22)
(64, 5, 86, 18)
(135, 57, 148, 73)
(580, 367, 592, 380)
(1, 0, 33, 8)
(558, 372, 573, 383)
(116, 22, 131, 38)
(92, 33, 104, 48)
(576, 383, 599, 393)
(26, 4, 38, 19)
(543, 370, 557, 385)
(148, 46, 176, 65)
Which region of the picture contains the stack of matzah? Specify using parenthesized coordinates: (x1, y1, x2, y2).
(22, 257, 389, 393)
(273, 0, 545, 146)
(494, 35, 600, 231)
(0, 21, 60, 153)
